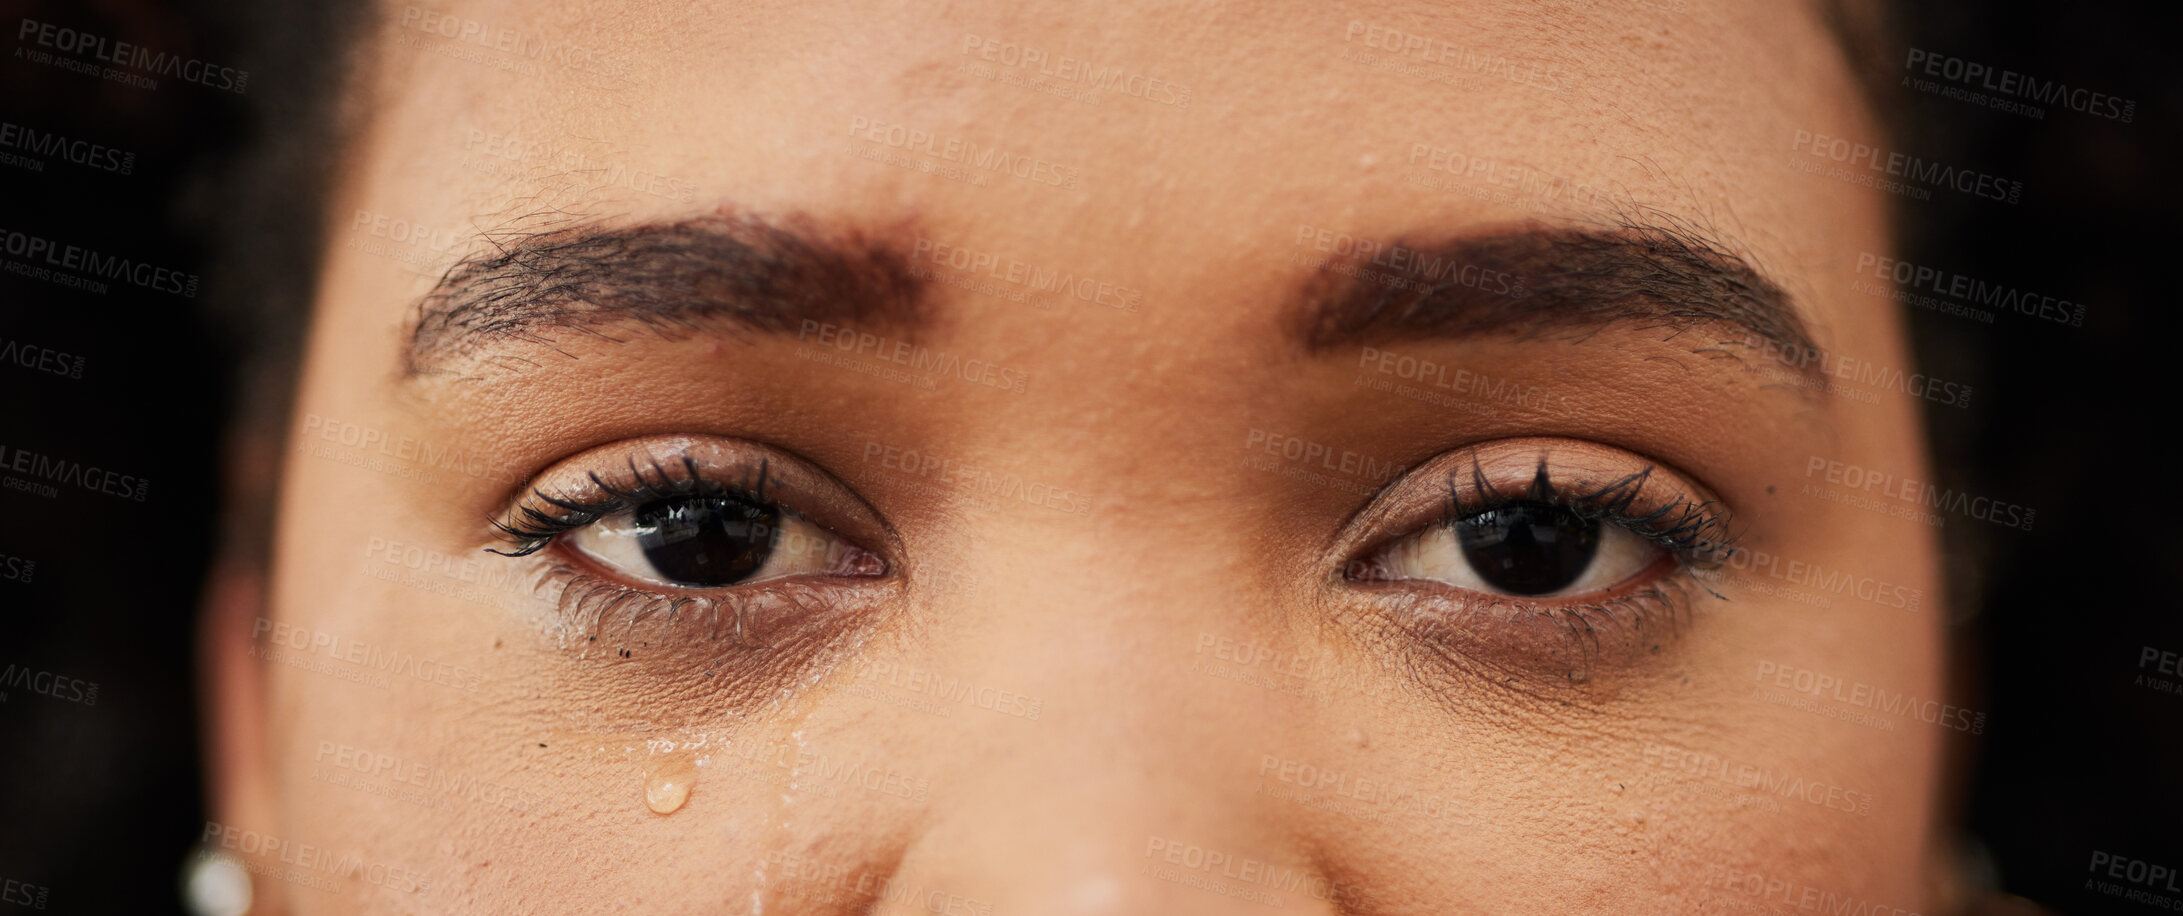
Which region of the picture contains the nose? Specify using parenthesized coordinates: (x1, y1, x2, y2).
(871, 732, 1353, 915)
(763, 506, 1359, 915)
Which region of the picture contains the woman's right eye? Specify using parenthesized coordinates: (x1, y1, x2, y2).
(565, 493, 884, 589)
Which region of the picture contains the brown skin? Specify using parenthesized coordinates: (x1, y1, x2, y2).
(204, 0, 1948, 912)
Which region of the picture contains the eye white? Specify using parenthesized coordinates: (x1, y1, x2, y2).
(1367, 520, 1663, 598)
(565, 506, 852, 588)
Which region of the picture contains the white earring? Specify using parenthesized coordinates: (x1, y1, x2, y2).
(181, 846, 253, 916)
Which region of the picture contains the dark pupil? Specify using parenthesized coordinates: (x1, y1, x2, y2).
(1453, 502, 1602, 596)
(633, 495, 781, 587)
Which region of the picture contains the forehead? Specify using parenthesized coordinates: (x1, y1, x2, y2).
(341, 0, 1876, 330)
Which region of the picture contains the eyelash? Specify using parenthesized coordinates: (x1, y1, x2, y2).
(486, 455, 845, 650)
(487, 455, 774, 557)
(1436, 459, 1741, 572)
(1356, 459, 1741, 681)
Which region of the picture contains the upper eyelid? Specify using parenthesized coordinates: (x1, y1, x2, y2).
(489, 473, 781, 557)
(1327, 438, 1738, 572)
(481, 435, 900, 561)
(1439, 460, 1739, 558)
(486, 455, 749, 554)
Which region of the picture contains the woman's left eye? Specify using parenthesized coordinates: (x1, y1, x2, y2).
(1356, 501, 1670, 598)
(565, 493, 882, 589)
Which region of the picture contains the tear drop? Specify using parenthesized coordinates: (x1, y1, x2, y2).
(645, 756, 698, 814)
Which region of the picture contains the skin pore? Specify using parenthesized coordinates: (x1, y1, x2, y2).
(204, 0, 1946, 912)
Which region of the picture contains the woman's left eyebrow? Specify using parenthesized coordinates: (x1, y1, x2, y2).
(1289, 217, 1825, 384)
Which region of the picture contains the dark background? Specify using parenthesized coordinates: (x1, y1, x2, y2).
(1, 0, 2175, 912)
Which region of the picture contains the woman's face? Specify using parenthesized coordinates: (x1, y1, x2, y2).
(212, 0, 1945, 911)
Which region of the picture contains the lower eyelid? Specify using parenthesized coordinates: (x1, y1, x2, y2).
(528, 556, 898, 657)
(1350, 569, 1707, 687)
(512, 558, 906, 716)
